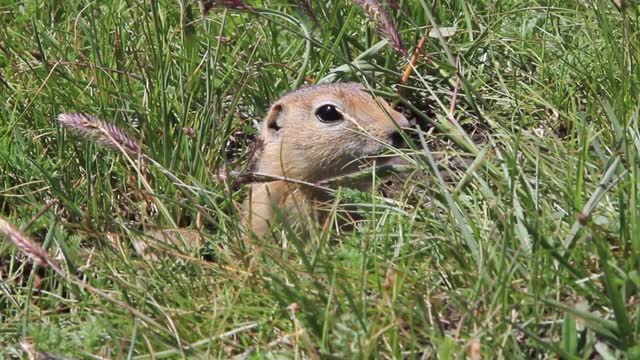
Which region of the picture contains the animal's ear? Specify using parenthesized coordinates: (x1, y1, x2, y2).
(264, 103, 284, 134)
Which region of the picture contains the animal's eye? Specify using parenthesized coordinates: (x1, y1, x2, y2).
(315, 104, 343, 123)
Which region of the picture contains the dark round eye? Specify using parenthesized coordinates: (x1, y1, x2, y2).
(315, 104, 343, 123)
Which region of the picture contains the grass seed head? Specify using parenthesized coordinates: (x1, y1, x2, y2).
(0, 216, 51, 268)
(296, 0, 318, 23)
(199, 0, 251, 14)
(58, 113, 141, 155)
(353, 0, 406, 56)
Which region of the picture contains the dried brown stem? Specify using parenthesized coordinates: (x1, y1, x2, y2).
(448, 56, 461, 127)
(400, 29, 429, 88)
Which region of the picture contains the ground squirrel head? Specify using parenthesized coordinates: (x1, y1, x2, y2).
(257, 82, 410, 181)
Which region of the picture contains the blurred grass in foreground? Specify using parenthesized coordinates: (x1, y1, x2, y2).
(1, 0, 639, 358)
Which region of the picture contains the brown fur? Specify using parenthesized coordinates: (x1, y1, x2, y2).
(245, 83, 409, 237)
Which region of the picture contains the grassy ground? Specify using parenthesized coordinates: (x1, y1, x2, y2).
(1, 0, 639, 358)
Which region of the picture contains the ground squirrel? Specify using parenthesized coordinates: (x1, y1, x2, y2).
(245, 82, 410, 238)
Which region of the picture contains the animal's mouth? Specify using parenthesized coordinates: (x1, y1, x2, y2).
(367, 154, 406, 166)
(360, 152, 409, 169)
(335, 142, 410, 179)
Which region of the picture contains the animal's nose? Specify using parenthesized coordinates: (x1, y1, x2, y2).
(387, 112, 409, 148)
(395, 113, 411, 128)
(390, 130, 405, 148)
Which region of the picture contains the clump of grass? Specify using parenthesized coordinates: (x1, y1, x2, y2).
(1, 0, 639, 358)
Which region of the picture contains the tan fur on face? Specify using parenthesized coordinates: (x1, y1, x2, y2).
(245, 83, 410, 238)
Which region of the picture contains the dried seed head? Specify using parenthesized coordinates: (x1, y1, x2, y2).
(199, 0, 252, 14)
(385, 0, 400, 10)
(0, 216, 51, 268)
(58, 113, 142, 155)
(353, 0, 406, 56)
(296, 0, 318, 23)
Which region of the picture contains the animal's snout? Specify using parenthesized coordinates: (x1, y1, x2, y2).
(395, 114, 411, 129)
(387, 112, 410, 148)
(390, 130, 405, 148)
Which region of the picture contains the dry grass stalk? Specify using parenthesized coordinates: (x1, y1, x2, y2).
(400, 29, 429, 86)
(58, 113, 141, 155)
(447, 55, 462, 127)
(353, 0, 406, 56)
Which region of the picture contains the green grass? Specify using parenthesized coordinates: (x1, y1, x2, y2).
(1, 0, 639, 358)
